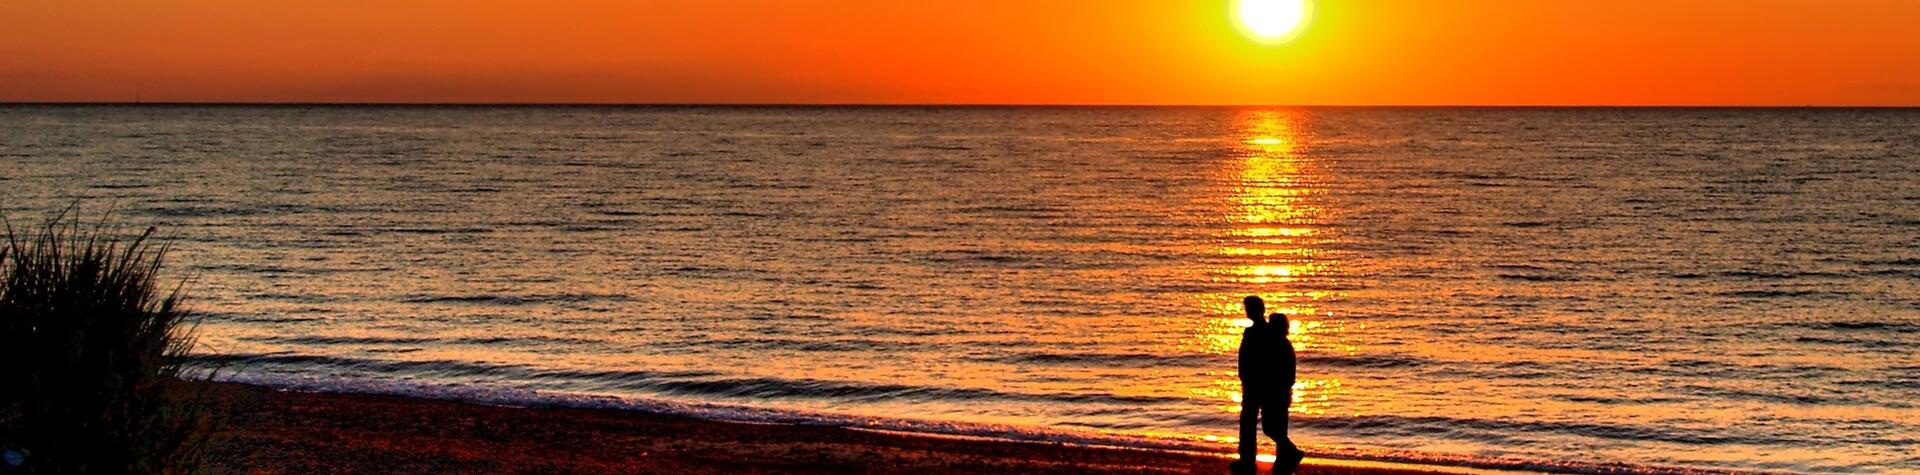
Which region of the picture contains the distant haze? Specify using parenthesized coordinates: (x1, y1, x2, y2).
(3, 0, 1919, 105)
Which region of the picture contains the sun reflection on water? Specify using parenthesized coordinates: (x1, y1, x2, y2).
(1188, 110, 1350, 430)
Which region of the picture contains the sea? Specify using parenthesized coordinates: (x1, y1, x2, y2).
(2, 105, 1915, 474)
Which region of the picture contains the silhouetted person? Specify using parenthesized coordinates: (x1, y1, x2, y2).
(1231, 296, 1305, 475)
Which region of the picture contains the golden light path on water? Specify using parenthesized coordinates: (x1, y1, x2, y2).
(1186, 110, 1353, 449)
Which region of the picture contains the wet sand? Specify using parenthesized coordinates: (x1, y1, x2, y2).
(196, 381, 1450, 474)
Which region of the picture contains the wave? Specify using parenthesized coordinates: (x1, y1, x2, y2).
(1674, 383, 1884, 407)
(1714, 289, 1851, 299)
(1821, 320, 1920, 332)
(1863, 257, 1920, 267)
(380, 226, 496, 234)
(199, 311, 329, 324)
(193, 262, 395, 276)
(194, 353, 539, 380)
(1293, 414, 1807, 447)
(1715, 270, 1849, 280)
(1299, 353, 1427, 369)
(664, 336, 935, 353)
(1784, 320, 1920, 334)
(968, 351, 1424, 370)
(399, 292, 633, 305)
(448, 335, 606, 347)
(1667, 270, 1857, 280)
(1496, 273, 1584, 282)
(1160, 410, 1817, 449)
(248, 334, 606, 348)
(897, 143, 972, 151)
(1793, 334, 1908, 347)
(196, 371, 1770, 475)
(132, 204, 268, 218)
(196, 353, 1186, 406)
(974, 351, 1226, 368)
(626, 375, 1182, 406)
(264, 335, 438, 346)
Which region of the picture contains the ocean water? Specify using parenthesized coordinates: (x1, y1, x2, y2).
(2, 105, 1916, 474)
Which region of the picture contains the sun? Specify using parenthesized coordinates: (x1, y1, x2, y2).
(1232, 0, 1313, 45)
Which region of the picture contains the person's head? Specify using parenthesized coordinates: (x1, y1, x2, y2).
(1271, 312, 1289, 334)
(1243, 296, 1266, 325)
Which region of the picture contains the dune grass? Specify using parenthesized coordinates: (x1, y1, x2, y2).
(0, 210, 210, 473)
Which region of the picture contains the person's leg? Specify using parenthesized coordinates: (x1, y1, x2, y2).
(1278, 438, 1305, 475)
(1264, 400, 1306, 474)
(1232, 391, 1260, 474)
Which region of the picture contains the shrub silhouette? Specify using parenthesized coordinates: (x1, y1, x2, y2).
(0, 212, 210, 474)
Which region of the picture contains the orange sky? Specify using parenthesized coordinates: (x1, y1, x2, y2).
(3, 1, 1917, 105)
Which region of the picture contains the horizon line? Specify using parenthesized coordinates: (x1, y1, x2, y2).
(3, 101, 1919, 109)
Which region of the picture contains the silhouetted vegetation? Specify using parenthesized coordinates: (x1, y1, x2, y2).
(0, 211, 211, 474)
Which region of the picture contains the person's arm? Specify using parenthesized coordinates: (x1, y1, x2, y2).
(1237, 327, 1253, 377)
(1284, 343, 1298, 389)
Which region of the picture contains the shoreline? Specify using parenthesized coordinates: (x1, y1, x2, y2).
(195, 380, 1464, 474)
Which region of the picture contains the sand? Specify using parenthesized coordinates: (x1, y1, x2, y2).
(195, 381, 1448, 475)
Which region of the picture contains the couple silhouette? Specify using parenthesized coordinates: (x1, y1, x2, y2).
(1232, 296, 1306, 475)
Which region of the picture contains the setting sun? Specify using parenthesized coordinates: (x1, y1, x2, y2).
(1233, 0, 1313, 44)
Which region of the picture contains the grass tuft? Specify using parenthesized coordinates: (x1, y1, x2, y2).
(0, 209, 211, 474)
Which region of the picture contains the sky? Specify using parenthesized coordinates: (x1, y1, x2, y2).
(3, 0, 1918, 106)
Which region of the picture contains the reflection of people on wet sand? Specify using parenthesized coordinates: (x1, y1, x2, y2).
(1232, 296, 1306, 475)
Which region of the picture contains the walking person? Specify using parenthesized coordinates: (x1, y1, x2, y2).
(1231, 296, 1306, 475)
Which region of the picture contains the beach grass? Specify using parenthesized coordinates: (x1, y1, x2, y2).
(0, 210, 211, 473)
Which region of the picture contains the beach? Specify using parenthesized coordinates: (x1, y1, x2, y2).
(197, 381, 1441, 475)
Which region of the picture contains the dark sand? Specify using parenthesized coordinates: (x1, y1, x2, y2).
(198, 381, 1447, 474)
